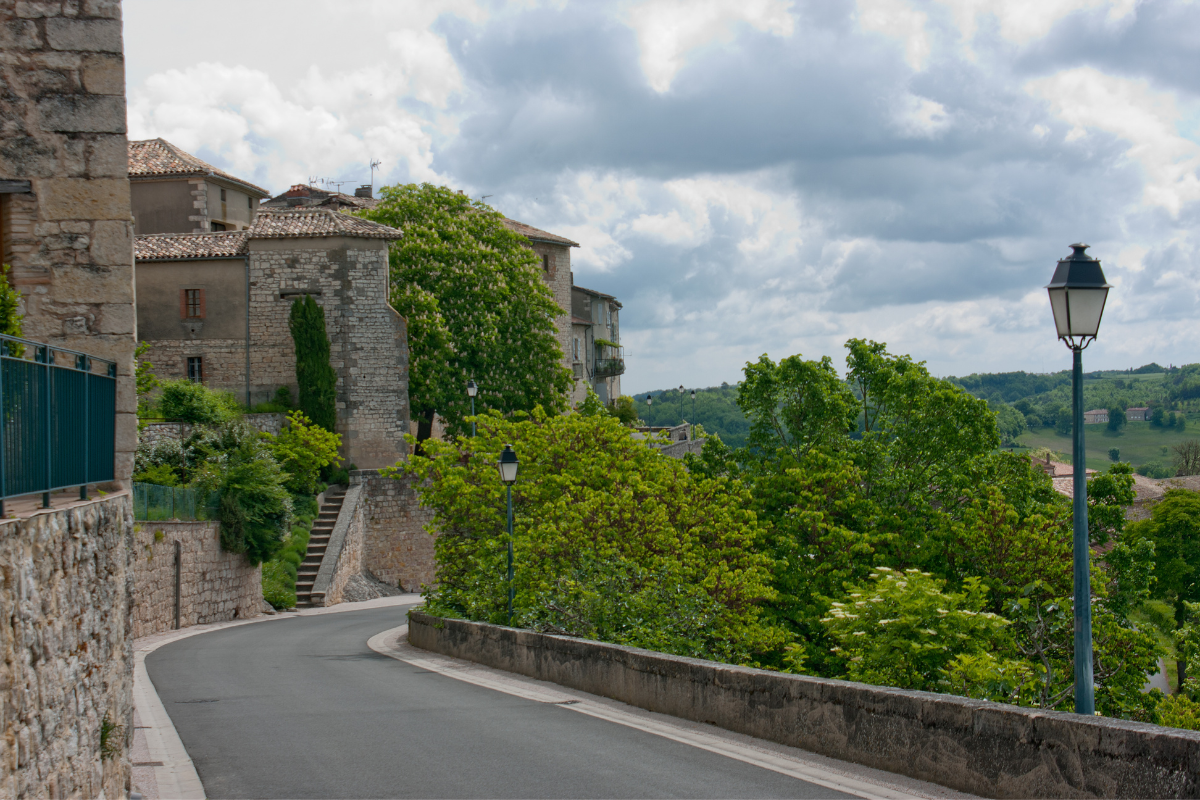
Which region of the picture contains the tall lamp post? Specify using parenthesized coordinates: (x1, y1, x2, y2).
(497, 444, 519, 626)
(646, 394, 652, 424)
(467, 379, 478, 437)
(678, 385, 685, 425)
(1046, 243, 1111, 716)
(690, 389, 696, 441)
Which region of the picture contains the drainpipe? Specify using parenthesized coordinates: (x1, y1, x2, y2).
(244, 254, 251, 408)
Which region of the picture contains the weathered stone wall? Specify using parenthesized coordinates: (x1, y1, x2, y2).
(138, 412, 285, 448)
(129, 520, 262, 638)
(138, 336, 249, 399)
(246, 238, 409, 468)
(311, 484, 364, 607)
(0, 495, 134, 799)
(0, 0, 138, 486)
(410, 611, 1200, 800)
(355, 469, 438, 592)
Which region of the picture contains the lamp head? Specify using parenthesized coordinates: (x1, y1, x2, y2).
(1046, 243, 1110, 348)
(497, 444, 519, 484)
(466, 379, 477, 398)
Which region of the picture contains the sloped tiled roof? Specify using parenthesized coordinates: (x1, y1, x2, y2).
(249, 209, 401, 240)
(261, 184, 380, 211)
(128, 138, 271, 196)
(135, 231, 249, 260)
(134, 209, 401, 260)
(503, 218, 579, 247)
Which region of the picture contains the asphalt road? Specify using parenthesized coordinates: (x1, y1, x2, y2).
(146, 604, 859, 799)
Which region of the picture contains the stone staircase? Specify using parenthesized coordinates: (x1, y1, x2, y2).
(295, 487, 346, 608)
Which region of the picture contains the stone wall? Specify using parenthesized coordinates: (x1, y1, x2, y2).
(0, 0, 138, 486)
(409, 611, 1200, 800)
(138, 336, 249, 400)
(246, 238, 409, 468)
(0, 495, 134, 798)
(310, 484, 364, 607)
(138, 412, 285, 448)
(129, 520, 262, 638)
(355, 469, 438, 592)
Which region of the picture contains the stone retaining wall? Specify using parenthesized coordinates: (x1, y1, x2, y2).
(409, 611, 1200, 799)
(139, 412, 286, 448)
(355, 469, 438, 592)
(130, 520, 262, 638)
(0, 496, 134, 798)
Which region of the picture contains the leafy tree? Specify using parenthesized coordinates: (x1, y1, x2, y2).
(134, 341, 159, 416)
(362, 184, 572, 439)
(608, 395, 639, 426)
(1109, 447, 1120, 462)
(1055, 407, 1073, 435)
(993, 403, 1026, 445)
(289, 294, 338, 433)
(0, 263, 24, 357)
(1152, 407, 1166, 427)
(266, 410, 342, 495)
(217, 438, 294, 565)
(739, 353, 857, 459)
(821, 568, 1015, 692)
(1107, 406, 1127, 433)
(391, 406, 787, 664)
(158, 379, 241, 425)
(1127, 489, 1200, 686)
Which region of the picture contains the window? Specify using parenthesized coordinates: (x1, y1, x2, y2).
(542, 254, 550, 272)
(210, 221, 226, 232)
(181, 288, 205, 319)
(187, 357, 203, 383)
(572, 337, 579, 360)
(248, 195, 253, 209)
(220, 187, 227, 202)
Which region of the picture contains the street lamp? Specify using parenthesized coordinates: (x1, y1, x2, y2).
(678, 385, 685, 424)
(646, 393, 652, 424)
(1046, 243, 1111, 717)
(467, 379, 478, 437)
(497, 444, 519, 626)
(691, 389, 696, 441)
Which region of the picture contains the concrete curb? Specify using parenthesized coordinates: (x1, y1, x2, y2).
(131, 594, 421, 799)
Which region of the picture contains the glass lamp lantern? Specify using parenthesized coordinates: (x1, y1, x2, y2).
(498, 444, 519, 484)
(467, 379, 478, 398)
(1046, 244, 1111, 348)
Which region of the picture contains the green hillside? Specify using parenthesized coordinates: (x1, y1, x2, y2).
(633, 384, 748, 448)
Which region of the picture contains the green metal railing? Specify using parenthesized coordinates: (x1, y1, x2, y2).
(132, 482, 218, 521)
(0, 333, 117, 513)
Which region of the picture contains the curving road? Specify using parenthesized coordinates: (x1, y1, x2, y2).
(145, 604, 949, 799)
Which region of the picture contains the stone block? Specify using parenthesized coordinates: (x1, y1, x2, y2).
(81, 0, 121, 18)
(94, 301, 133, 334)
(36, 94, 126, 134)
(49, 265, 131, 304)
(84, 134, 127, 178)
(5, 19, 43, 48)
(38, 177, 130, 220)
(45, 18, 122, 53)
(88, 219, 131, 266)
(0, 134, 59, 179)
(80, 54, 123, 95)
(15, 1, 64, 18)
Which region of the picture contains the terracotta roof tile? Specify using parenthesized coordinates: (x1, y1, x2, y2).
(128, 138, 270, 196)
(135, 231, 248, 260)
(503, 218, 579, 247)
(249, 209, 401, 240)
(134, 209, 401, 260)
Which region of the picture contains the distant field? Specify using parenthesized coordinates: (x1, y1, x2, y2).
(1016, 418, 1198, 471)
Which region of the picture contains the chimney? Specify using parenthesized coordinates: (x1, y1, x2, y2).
(355, 184, 372, 199)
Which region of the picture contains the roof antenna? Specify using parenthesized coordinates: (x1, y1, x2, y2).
(370, 159, 381, 193)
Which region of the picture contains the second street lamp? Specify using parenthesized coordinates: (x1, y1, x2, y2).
(691, 389, 696, 441)
(467, 379, 478, 437)
(1046, 242, 1111, 716)
(497, 444, 519, 626)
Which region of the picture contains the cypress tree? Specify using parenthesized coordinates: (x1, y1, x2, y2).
(288, 295, 338, 433)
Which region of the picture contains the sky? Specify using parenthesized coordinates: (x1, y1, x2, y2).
(123, 0, 1200, 393)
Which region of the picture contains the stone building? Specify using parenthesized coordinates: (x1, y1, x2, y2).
(135, 207, 410, 469)
(0, 1, 138, 795)
(570, 284, 624, 404)
(261, 182, 377, 212)
(1084, 408, 1110, 425)
(128, 137, 270, 234)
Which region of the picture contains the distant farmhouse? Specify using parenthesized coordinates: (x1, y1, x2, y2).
(1084, 409, 1110, 424)
(130, 140, 625, 465)
(1127, 406, 1151, 422)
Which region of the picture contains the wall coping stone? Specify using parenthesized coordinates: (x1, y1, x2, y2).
(408, 610, 1200, 799)
(310, 484, 362, 604)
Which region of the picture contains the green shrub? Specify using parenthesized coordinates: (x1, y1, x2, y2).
(289, 295, 338, 433)
(218, 454, 293, 565)
(0, 263, 25, 357)
(159, 379, 242, 425)
(266, 410, 342, 495)
(132, 462, 180, 487)
(1109, 447, 1120, 462)
(262, 560, 296, 609)
(1156, 694, 1200, 731)
(1137, 461, 1175, 479)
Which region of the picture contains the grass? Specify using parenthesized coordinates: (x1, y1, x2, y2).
(1016, 417, 1198, 472)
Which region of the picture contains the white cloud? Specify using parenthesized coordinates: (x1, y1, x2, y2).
(936, 0, 1140, 46)
(626, 0, 795, 92)
(1027, 66, 1200, 216)
(893, 93, 952, 137)
(857, 0, 931, 70)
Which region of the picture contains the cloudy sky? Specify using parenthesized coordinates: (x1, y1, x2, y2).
(123, 0, 1200, 392)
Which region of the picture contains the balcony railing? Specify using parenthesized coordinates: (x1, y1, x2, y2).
(593, 343, 625, 379)
(0, 333, 117, 513)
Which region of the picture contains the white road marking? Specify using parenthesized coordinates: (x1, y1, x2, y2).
(367, 625, 928, 800)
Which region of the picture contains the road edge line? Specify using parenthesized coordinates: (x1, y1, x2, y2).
(367, 624, 928, 800)
(134, 650, 206, 800)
